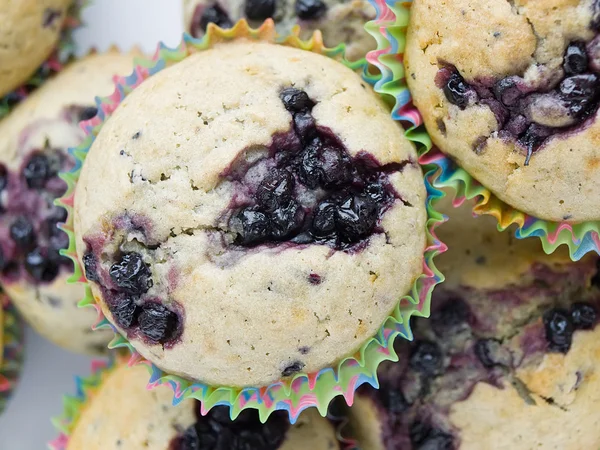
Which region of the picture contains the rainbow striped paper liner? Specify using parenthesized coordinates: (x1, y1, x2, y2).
(0, 0, 85, 119)
(0, 293, 25, 414)
(56, 20, 446, 423)
(49, 357, 356, 450)
(370, 0, 600, 261)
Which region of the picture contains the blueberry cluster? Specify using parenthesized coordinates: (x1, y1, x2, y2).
(83, 251, 180, 345)
(543, 303, 597, 353)
(439, 41, 600, 164)
(175, 406, 289, 450)
(230, 88, 398, 250)
(194, 0, 329, 35)
(0, 150, 72, 284)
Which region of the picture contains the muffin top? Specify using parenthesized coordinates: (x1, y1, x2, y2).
(184, 0, 376, 61)
(0, 0, 74, 98)
(405, 0, 600, 222)
(66, 363, 339, 450)
(352, 198, 600, 449)
(74, 41, 427, 387)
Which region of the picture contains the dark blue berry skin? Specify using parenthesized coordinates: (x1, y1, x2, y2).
(410, 422, 454, 450)
(409, 341, 443, 377)
(563, 42, 588, 75)
(431, 297, 470, 337)
(24, 248, 59, 282)
(281, 361, 305, 377)
(23, 153, 52, 189)
(298, 141, 325, 188)
(269, 200, 304, 240)
(570, 303, 597, 330)
(109, 295, 140, 329)
(255, 170, 294, 212)
(109, 252, 153, 295)
(10, 217, 35, 249)
(493, 77, 523, 107)
(244, 0, 276, 20)
(83, 253, 99, 283)
(178, 426, 200, 450)
(443, 72, 470, 109)
(235, 208, 271, 245)
(559, 74, 600, 116)
(311, 199, 337, 237)
(335, 194, 377, 242)
(138, 303, 178, 344)
(380, 388, 411, 414)
(280, 88, 315, 113)
(543, 308, 574, 353)
(199, 4, 233, 31)
(295, 0, 328, 20)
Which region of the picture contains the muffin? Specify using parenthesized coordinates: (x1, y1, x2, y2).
(63, 363, 341, 450)
(0, 0, 74, 98)
(183, 0, 376, 61)
(0, 51, 139, 355)
(0, 292, 24, 414)
(405, 0, 600, 223)
(73, 41, 427, 387)
(347, 199, 600, 450)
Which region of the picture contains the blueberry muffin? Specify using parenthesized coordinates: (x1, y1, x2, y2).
(183, 0, 375, 61)
(0, 0, 74, 98)
(405, 0, 600, 223)
(73, 41, 427, 387)
(347, 199, 600, 450)
(0, 51, 138, 355)
(65, 363, 340, 450)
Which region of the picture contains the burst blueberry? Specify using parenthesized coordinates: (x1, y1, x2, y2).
(335, 194, 377, 242)
(255, 170, 294, 212)
(199, 4, 232, 31)
(24, 248, 59, 282)
(269, 200, 304, 240)
(443, 71, 471, 109)
(295, 0, 327, 20)
(83, 252, 99, 283)
(23, 153, 51, 189)
(10, 217, 35, 249)
(311, 199, 337, 237)
(138, 303, 178, 344)
(78, 106, 98, 122)
(543, 308, 573, 353)
(244, 0, 276, 20)
(280, 88, 315, 113)
(570, 302, 597, 330)
(109, 252, 153, 295)
(281, 361, 305, 377)
(109, 295, 140, 329)
(409, 340, 443, 377)
(563, 42, 589, 75)
(235, 207, 271, 245)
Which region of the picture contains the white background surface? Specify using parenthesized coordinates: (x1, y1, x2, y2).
(0, 1, 184, 448)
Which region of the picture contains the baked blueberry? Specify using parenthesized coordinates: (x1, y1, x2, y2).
(109, 252, 153, 295)
(23, 153, 51, 189)
(255, 170, 294, 212)
(281, 361, 305, 377)
(108, 294, 140, 329)
(199, 4, 233, 31)
(24, 248, 60, 282)
(235, 207, 271, 245)
(269, 200, 304, 240)
(311, 199, 338, 237)
(410, 341, 443, 377)
(443, 71, 471, 109)
(563, 42, 588, 75)
(543, 308, 573, 353)
(280, 88, 315, 113)
(138, 303, 178, 344)
(335, 194, 377, 242)
(10, 217, 35, 249)
(379, 388, 411, 414)
(410, 421, 454, 450)
(244, 0, 276, 21)
(295, 0, 328, 20)
(570, 302, 597, 330)
(78, 106, 98, 122)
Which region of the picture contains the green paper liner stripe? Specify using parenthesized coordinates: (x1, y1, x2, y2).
(0, 0, 86, 119)
(56, 19, 446, 423)
(372, 0, 599, 261)
(0, 294, 25, 415)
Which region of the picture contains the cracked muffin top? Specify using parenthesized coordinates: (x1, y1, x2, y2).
(405, 0, 600, 223)
(73, 41, 427, 387)
(347, 197, 600, 450)
(183, 0, 376, 62)
(0, 0, 74, 98)
(66, 363, 340, 450)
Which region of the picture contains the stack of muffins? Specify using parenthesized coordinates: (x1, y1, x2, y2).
(1, 1, 599, 449)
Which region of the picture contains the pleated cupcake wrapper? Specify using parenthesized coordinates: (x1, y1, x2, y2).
(373, 0, 600, 261)
(49, 356, 356, 450)
(0, 294, 25, 415)
(56, 19, 446, 423)
(0, 0, 85, 119)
